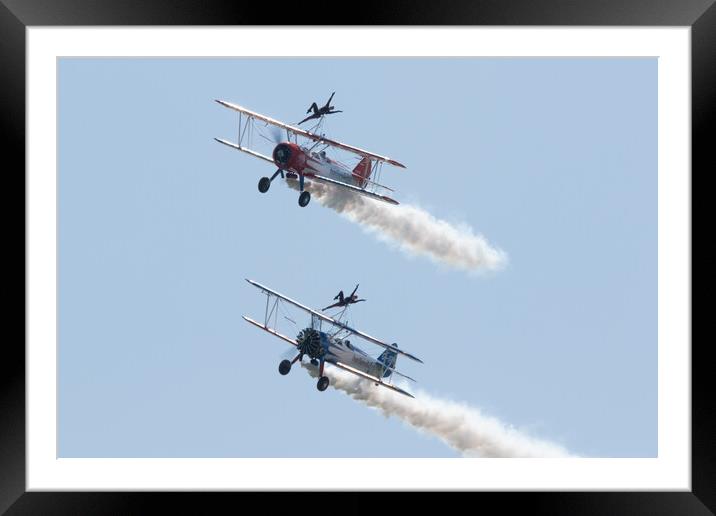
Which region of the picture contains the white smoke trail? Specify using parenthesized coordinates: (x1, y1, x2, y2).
(287, 180, 507, 272)
(302, 362, 573, 458)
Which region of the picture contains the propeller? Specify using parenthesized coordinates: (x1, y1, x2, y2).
(280, 346, 297, 361)
(258, 125, 284, 145)
(296, 328, 323, 358)
(279, 327, 322, 362)
(269, 125, 283, 144)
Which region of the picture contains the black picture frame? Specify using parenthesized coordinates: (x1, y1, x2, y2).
(5, 1, 710, 514)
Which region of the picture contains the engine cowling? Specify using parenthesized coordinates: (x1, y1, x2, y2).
(296, 328, 324, 359)
(272, 142, 306, 172)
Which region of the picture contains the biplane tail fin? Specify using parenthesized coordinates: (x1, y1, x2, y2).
(352, 157, 373, 188)
(377, 343, 399, 378)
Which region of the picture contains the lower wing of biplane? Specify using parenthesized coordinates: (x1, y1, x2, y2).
(242, 279, 421, 398)
(214, 99, 403, 207)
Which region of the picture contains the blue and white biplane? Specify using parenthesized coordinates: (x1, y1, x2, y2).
(243, 279, 422, 398)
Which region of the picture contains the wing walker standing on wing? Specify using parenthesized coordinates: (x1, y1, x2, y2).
(322, 284, 365, 311)
(299, 92, 343, 125)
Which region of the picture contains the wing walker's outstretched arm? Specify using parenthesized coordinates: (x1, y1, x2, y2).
(325, 92, 335, 108)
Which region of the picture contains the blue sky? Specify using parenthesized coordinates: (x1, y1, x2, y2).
(58, 57, 656, 457)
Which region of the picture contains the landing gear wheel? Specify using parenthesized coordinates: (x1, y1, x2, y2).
(310, 358, 319, 366)
(278, 360, 291, 375)
(317, 376, 330, 392)
(298, 191, 311, 207)
(258, 177, 271, 193)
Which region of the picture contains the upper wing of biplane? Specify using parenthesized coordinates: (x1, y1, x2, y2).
(245, 279, 423, 364)
(215, 99, 407, 169)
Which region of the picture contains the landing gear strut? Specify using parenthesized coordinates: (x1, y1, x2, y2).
(258, 169, 284, 193)
(298, 191, 311, 207)
(317, 376, 330, 391)
(278, 360, 291, 375)
(316, 358, 328, 391)
(278, 352, 302, 376)
(297, 173, 311, 207)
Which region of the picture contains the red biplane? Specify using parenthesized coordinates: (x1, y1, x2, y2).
(214, 99, 405, 207)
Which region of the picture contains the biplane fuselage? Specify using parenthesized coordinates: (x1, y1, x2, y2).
(272, 142, 371, 189)
(313, 330, 394, 379)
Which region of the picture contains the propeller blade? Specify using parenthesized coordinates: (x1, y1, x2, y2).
(258, 125, 283, 144)
(280, 347, 296, 361)
(269, 126, 283, 144)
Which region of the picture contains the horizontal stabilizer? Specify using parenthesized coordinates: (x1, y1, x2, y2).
(382, 366, 417, 383)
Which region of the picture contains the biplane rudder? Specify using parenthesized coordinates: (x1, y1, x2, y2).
(377, 343, 399, 378)
(352, 157, 373, 188)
